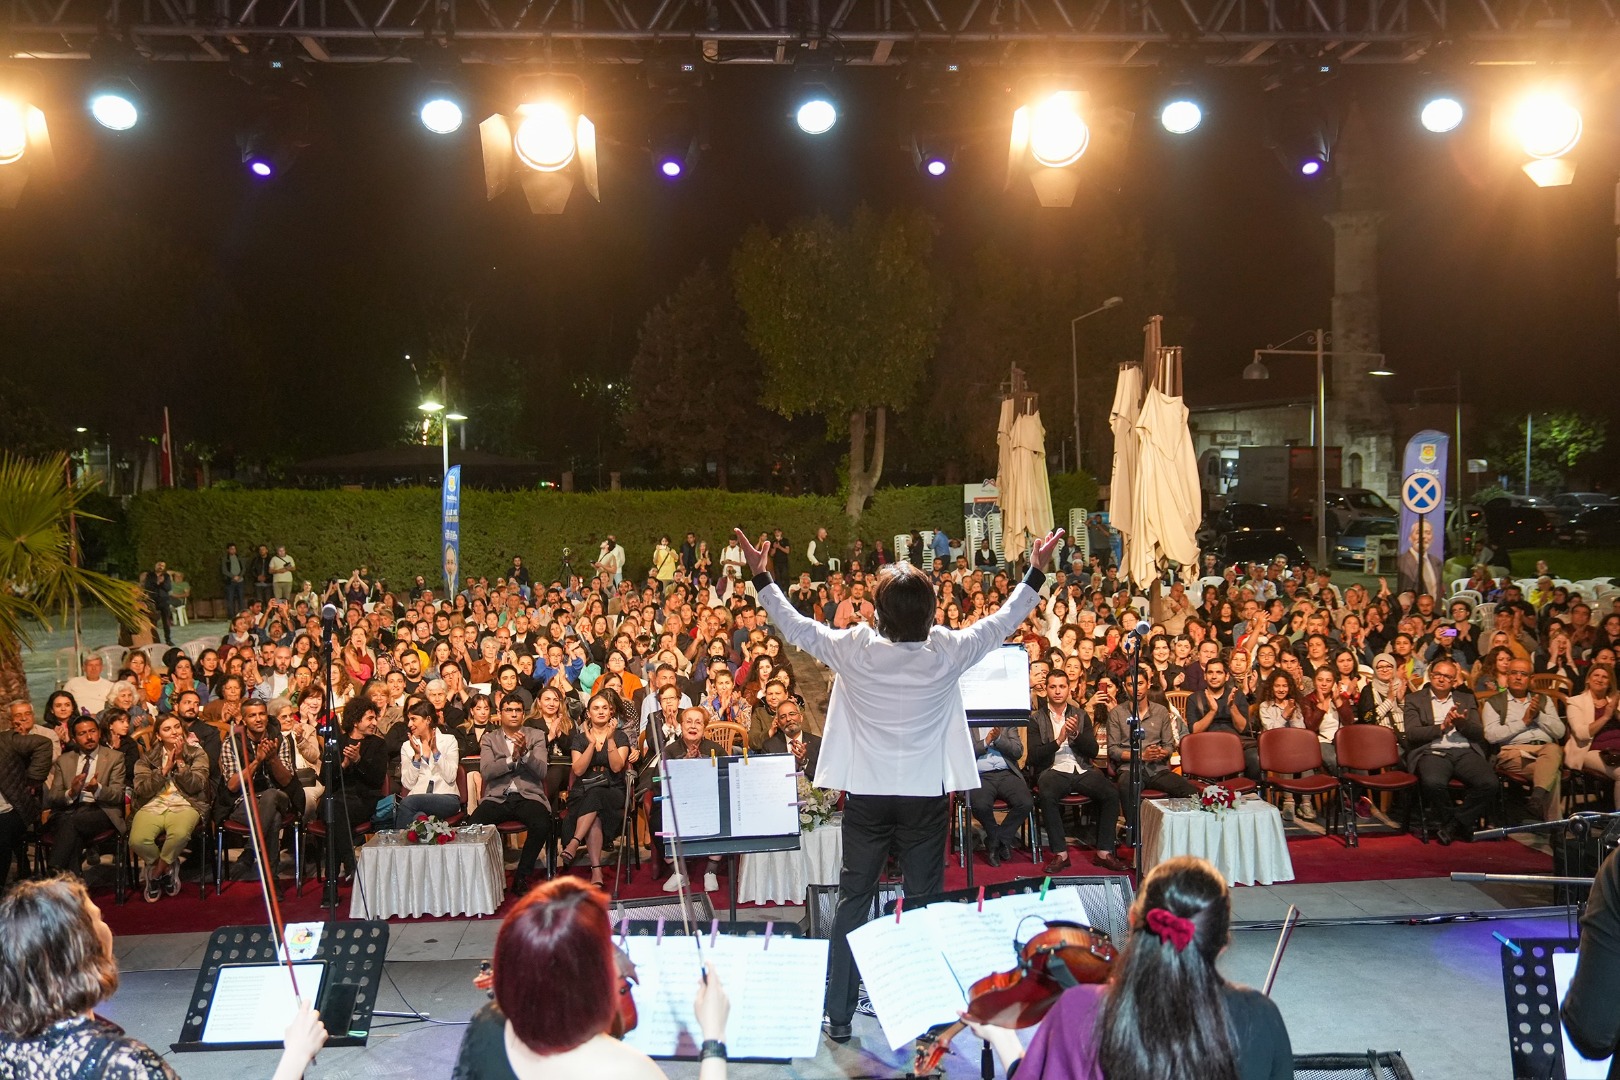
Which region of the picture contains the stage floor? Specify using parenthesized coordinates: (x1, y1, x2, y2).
(101, 877, 1574, 1080)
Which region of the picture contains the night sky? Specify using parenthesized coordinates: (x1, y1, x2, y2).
(1, 59, 1615, 479)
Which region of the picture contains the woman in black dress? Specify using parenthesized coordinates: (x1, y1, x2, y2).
(560, 691, 630, 888)
(334, 695, 388, 877)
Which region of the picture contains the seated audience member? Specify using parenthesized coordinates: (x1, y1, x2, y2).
(1357, 654, 1406, 732)
(62, 656, 114, 716)
(396, 701, 464, 827)
(129, 714, 210, 902)
(1031, 670, 1126, 874)
(99, 709, 140, 777)
(1403, 660, 1495, 845)
(0, 875, 327, 1080)
(470, 696, 554, 895)
(966, 855, 1293, 1080)
(1301, 667, 1353, 774)
(1565, 663, 1620, 806)
(218, 698, 296, 882)
(661, 707, 725, 894)
(452, 878, 729, 1079)
(967, 719, 1029, 868)
(560, 692, 631, 889)
(760, 700, 821, 782)
(43, 716, 127, 875)
(1108, 674, 1199, 835)
(329, 696, 389, 876)
(1482, 658, 1565, 820)
(746, 679, 792, 751)
(1185, 657, 1258, 780)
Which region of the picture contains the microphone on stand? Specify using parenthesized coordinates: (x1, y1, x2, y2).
(1133, 619, 1152, 637)
(320, 603, 340, 642)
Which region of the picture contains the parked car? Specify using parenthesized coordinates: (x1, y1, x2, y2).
(1334, 517, 1397, 570)
(1553, 492, 1619, 515)
(1556, 505, 1620, 547)
(1477, 500, 1561, 547)
(1323, 488, 1395, 534)
(1196, 503, 1290, 548)
(1208, 531, 1308, 570)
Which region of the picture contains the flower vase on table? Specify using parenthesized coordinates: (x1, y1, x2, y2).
(798, 777, 840, 833)
(1198, 785, 1236, 816)
(404, 814, 455, 845)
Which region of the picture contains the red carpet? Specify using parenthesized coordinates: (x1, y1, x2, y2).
(96, 832, 1552, 937)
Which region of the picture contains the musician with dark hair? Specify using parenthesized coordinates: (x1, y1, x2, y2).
(966, 856, 1293, 1080)
(736, 526, 1065, 1043)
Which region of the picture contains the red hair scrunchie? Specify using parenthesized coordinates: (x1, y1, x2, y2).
(1145, 907, 1196, 952)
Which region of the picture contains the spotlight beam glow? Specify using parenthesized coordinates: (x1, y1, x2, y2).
(1419, 96, 1464, 134)
(90, 93, 138, 131)
(1160, 99, 1201, 135)
(796, 98, 837, 135)
(1512, 92, 1582, 159)
(420, 97, 464, 135)
(1029, 92, 1088, 168)
(0, 100, 27, 164)
(513, 102, 577, 171)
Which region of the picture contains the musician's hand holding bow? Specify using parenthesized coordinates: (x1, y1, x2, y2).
(959, 1013, 1025, 1074)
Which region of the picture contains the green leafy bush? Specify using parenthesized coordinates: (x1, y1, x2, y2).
(130, 476, 1096, 598)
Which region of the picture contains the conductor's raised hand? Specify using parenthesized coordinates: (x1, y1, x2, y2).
(733, 529, 771, 577)
(1029, 528, 1066, 573)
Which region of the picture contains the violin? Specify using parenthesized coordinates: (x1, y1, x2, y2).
(607, 943, 640, 1038)
(912, 920, 1116, 1075)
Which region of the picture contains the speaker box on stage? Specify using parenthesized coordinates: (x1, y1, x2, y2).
(804, 883, 902, 938)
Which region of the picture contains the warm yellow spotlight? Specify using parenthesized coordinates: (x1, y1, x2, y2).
(1512, 93, 1582, 159)
(513, 102, 577, 172)
(1028, 92, 1089, 168)
(0, 99, 27, 165)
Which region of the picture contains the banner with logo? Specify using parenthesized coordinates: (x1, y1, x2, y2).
(442, 465, 462, 601)
(1398, 431, 1448, 597)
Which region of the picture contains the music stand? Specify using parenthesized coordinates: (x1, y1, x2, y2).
(1498, 937, 1580, 1080)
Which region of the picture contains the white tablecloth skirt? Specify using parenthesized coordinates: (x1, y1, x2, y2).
(349, 826, 506, 919)
(737, 818, 843, 906)
(1140, 798, 1295, 887)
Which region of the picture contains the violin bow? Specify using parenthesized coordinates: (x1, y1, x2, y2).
(232, 723, 302, 1001)
(1261, 905, 1301, 997)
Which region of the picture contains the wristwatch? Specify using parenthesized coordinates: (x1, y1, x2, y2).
(699, 1039, 727, 1061)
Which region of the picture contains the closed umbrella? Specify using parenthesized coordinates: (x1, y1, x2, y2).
(1125, 317, 1201, 585)
(1108, 363, 1143, 576)
(1001, 409, 1053, 565)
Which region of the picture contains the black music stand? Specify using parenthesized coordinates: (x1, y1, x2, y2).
(171, 921, 389, 1053)
(1499, 937, 1581, 1080)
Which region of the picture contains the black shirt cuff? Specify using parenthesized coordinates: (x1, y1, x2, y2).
(752, 572, 774, 593)
(1022, 567, 1046, 592)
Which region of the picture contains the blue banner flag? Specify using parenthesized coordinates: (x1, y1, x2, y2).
(442, 465, 462, 601)
(1397, 431, 1448, 598)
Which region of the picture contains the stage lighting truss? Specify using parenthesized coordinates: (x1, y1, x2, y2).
(1006, 86, 1132, 206)
(479, 74, 599, 213)
(0, 85, 55, 208)
(88, 76, 141, 131)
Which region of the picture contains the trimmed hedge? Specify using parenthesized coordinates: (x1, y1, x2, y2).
(129, 476, 1098, 599)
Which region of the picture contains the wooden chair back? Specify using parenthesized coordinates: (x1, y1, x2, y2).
(704, 721, 749, 754)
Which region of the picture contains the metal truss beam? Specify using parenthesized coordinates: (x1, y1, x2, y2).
(5, 0, 1617, 64)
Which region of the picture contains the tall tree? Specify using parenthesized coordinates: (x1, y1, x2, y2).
(623, 264, 768, 489)
(1485, 409, 1609, 491)
(0, 455, 144, 712)
(732, 206, 945, 519)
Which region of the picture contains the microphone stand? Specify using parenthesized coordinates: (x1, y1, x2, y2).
(319, 612, 343, 909)
(1127, 628, 1146, 874)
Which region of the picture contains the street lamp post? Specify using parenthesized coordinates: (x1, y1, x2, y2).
(418, 374, 468, 482)
(1242, 329, 1389, 570)
(1069, 296, 1125, 473)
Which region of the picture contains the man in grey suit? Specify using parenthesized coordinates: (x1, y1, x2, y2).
(1402, 659, 1496, 844)
(44, 715, 128, 873)
(469, 696, 553, 894)
(1107, 673, 1199, 836)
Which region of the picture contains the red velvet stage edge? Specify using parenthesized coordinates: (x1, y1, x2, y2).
(96, 833, 1552, 938)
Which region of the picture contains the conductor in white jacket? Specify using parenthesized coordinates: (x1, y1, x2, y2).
(732, 526, 1064, 1041)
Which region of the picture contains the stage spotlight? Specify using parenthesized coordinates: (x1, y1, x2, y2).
(514, 102, 576, 171)
(649, 101, 700, 180)
(923, 156, 948, 176)
(1028, 92, 1088, 167)
(1419, 96, 1464, 134)
(796, 95, 837, 135)
(420, 96, 464, 135)
(0, 99, 26, 165)
(1300, 157, 1323, 176)
(88, 80, 140, 131)
(1159, 99, 1201, 134)
(1512, 92, 1581, 159)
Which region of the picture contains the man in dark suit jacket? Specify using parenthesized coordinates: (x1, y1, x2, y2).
(44, 715, 128, 873)
(1401, 658, 1496, 844)
(0, 716, 54, 883)
(1032, 670, 1127, 874)
(761, 700, 821, 782)
(966, 723, 1030, 867)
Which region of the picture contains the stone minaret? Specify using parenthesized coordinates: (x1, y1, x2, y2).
(1324, 105, 1396, 496)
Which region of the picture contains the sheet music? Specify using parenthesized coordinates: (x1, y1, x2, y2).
(663, 758, 721, 838)
(727, 754, 799, 838)
(1554, 952, 1614, 1080)
(620, 934, 828, 1060)
(847, 916, 968, 1050)
(960, 645, 1032, 715)
(200, 963, 325, 1044)
(913, 887, 1096, 991)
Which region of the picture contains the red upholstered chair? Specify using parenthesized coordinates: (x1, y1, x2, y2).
(1258, 729, 1342, 836)
(215, 815, 303, 897)
(1334, 725, 1423, 846)
(1179, 732, 1259, 796)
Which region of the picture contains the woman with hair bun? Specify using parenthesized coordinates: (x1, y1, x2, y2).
(967, 855, 1293, 1080)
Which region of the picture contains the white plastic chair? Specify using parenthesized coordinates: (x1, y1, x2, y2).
(96, 644, 128, 673)
(1449, 577, 1471, 596)
(1473, 601, 1497, 626)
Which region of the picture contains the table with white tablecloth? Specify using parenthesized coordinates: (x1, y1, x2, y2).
(1140, 798, 1294, 886)
(348, 825, 506, 919)
(736, 817, 843, 906)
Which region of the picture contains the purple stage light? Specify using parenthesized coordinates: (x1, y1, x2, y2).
(660, 159, 683, 178)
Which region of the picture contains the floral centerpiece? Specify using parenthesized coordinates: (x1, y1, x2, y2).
(798, 777, 841, 833)
(1198, 784, 1236, 816)
(404, 814, 455, 845)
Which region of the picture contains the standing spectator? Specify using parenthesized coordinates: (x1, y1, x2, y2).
(62, 656, 114, 716)
(509, 556, 530, 595)
(652, 536, 678, 588)
(679, 532, 699, 576)
(931, 527, 951, 569)
(140, 562, 174, 646)
(770, 529, 791, 581)
(43, 716, 127, 875)
(720, 534, 746, 581)
(220, 542, 246, 617)
(269, 545, 297, 602)
(806, 527, 830, 582)
(249, 544, 274, 607)
(605, 535, 627, 585)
